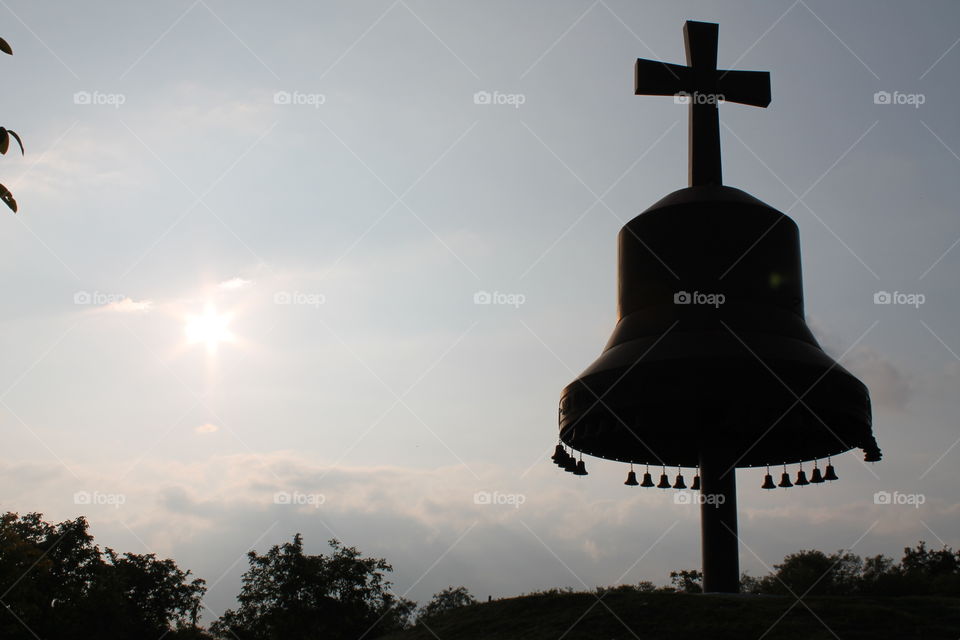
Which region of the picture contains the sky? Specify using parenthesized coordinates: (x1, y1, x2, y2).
(0, 0, 958, 622)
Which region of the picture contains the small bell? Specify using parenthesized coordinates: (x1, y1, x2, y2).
(640, 466, 655, 488)
(672, 468, 687, 489)
(563, 453, 578, 473)
(657, 467, 671, 489)
(778, 464, 793, 488)
(761, 472, 777, 490)
(823, 459, 838, 482)
(690, 473, 701, 491)
(624, 465, 639, 486)
(574, 457, 588, 476)
(551, 444, 565, 463)
(795, 464, 809, 486)
(810, 463, 824, 484)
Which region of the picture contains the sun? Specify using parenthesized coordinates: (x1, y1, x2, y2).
(185, 303, 235, 352)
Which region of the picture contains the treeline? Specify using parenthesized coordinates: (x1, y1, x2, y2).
(0, 512, 205, 639)
(630, 542, 960, 596)
(1, 512, 958, 639)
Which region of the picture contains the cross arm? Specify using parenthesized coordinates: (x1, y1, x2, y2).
(716, 70, 771, 108)
(635, 58, 693, 97)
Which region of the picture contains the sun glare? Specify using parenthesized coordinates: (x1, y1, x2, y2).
(185, 303, 235, 352)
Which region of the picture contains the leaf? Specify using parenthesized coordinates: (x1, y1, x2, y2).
(0, 37, 12, 55)
(0, 128, 8, 155)
(0, 183, 17, 212)
(7, 130, 23, 155)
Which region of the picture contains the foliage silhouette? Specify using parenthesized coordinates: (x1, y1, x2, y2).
(415, 585, 476, 625)
(0, 512, 207, 639)
(741, 541, 960, 596)
(3, 511, 958, 640)
(0, 36, 22, 212)
(669, 569, 703, 593)
(211, 535, 415, 640)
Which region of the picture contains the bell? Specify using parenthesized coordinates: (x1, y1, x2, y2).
(690, 474, 701, 491)
(558, 187, 880, 469)
(823, 461, 838, 482)
(761, 473, 777, 490)
(640, 471, 655, 488)
(657, 469, 671, 489)
(673, 470, 687, 489)
(795, 468, 809, 486)
(574, 459, 588, 476)
(563, 454, 578, 473)
(625, 470, 639, 486)
(810, 464, 824, 484)
(778, 471, 793, 488)
(551, 444, 566, 463)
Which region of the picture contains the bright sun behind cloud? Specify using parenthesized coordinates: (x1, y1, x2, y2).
(185, 303, 235, 353)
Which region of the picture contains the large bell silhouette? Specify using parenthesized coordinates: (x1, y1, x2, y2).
(555, 19, 883, 596)
(558, 186, 880, 469)
(625, 469, 639, 486)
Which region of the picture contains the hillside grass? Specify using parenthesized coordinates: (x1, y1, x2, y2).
(382, 590, 960, 640)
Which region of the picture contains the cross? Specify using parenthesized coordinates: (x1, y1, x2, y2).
(635, 21, 771, 187)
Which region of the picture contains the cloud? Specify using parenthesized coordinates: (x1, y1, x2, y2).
(2, 451, 957, 624)
(807, 317, 911, 410)
(844, 346, 912, 410)
(218, 277, 253, 291)
(103, 297, 153, 313)
(194, 423, 219, 434)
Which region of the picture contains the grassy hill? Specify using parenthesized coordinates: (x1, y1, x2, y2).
(382, 590, 960, 640)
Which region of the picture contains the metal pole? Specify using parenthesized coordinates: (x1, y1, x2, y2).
(698, 449, 740, 592)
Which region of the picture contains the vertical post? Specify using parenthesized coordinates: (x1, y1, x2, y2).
(698, 449, 739, 592)
(684, 20, 722, 187)
(688, 102, 722, 187)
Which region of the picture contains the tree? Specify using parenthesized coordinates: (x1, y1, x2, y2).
(212, 535, 415, 640)
(0, 512, 206, 639)
(898, 541, 960, 595)
(416, 586, 476, 624)
(754, 549, 864, 596)
(0, 35, 23, 212)
(669, 569, 703, 593)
